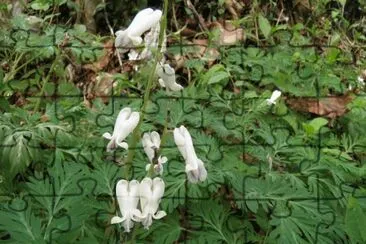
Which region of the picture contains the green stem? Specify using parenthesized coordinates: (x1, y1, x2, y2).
(124, 0, 169, 179)
(4, 53, 43, 83)
(33, 52, 59, 113)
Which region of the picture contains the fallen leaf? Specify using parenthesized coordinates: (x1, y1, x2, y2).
(83, 40, 114, 72)
(286, 94, 354, 118)
(209, 21, 245, 45)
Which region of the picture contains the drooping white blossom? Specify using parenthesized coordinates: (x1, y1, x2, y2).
(173, 125, 207, 183)
(357, 76, 365, 87)
(103, 107, 140, 152)
(111, 180, 142, 232)
(139, 177, 166, 229)
(115, 8, 162, 54)
(266, 90, 282, 105)
(142, 132, 168, 175)
(156, 64, 183, 91)
(139, 24, 166, 60)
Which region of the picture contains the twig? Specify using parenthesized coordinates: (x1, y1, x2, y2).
(276, 8, 284, 26)
(184, 0, 208, 32)
(102, 0, 123, 69)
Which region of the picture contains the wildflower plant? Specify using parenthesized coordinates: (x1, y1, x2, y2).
(107, 1, 209, 237)
(0, 1, 365, 243)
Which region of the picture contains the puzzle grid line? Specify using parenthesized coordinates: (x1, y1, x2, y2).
(1, 10, 365, 243)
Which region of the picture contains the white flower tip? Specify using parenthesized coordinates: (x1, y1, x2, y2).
(129, 35, 143, 45)
(153, 210, 166, 219)
(111, 216, 124, 224)
(266, 98, 276, 105)
(115, 30, 126, 37)
(117, 141, 129, 150)
(172, 84, 184, 91)
(173, 127, 186, 146)
(186, 163, 199, 172)
(159, 156, 168, 164)
(158, 78, 166, 87)
(145, 163, 152, 172)
(163, 64, 175, 75)
(102, 132, 112, 140)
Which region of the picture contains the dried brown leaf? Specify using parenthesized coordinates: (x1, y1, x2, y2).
(286, 94, 354, 118)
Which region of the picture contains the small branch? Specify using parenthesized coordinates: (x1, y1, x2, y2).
(184, 0, 208, 32)
(102, 0, 123, 69)
(124, 0, 170, 178)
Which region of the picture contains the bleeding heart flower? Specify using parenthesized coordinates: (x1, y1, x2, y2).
(111, 180, 142, 232)
(156, 64, 183, 91)
(139, 177, 166, 229)
(174, 125, 207, 183)
(115, 8, 162, 53)
(103, 107, 140, 152)
(266, 90, 282, 105)
(142, 131, 168, 175)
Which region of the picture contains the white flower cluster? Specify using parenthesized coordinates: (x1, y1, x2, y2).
(111, 177, 166, 232)
(114, 8, 183, 91)
(104, 106, 207, 232)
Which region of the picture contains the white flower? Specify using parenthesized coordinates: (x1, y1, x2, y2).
(115, 8, 162, 53)
(266, 90, 282, 105)
(142, 132, 168, 175)
(357, 76, 365, 87)
(156, 64, 183, 91)
(139, 24, 166, 60)
(128, 49, 140, 61)
(111, 180, 142, 232)
(103, 107, 140, 152)
(139, 177, 166, 229)
(173, 125, 207, 183)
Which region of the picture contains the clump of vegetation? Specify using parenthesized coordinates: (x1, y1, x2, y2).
(0, 0, 365, 243)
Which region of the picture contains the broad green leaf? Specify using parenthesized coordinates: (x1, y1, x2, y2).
(208, 71, 230, 85)
(258, 14, 271, 39)
(345, 197, 366, 243)
(0, 199, 45, 244)
(302, 117, 328, 136)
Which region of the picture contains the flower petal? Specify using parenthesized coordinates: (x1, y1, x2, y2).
(116, 141, 129, 150)
(197, 159, 208, 182)
(106, 139, 117, 152)
(152, 177, 165, 200)
(142, 133, 155, 162)
(102, 132, 112, 140)
(139, 177, 153, 210)
(174, 127, 187, 158)
(130, 208, 143, 221)
(145, 163, 152, 172)
(153, 210, 166, 219)
(158, 156, 168, 164)
(128, 9, 162, 38)
(116, 180, 129, 197)
(150, 131, 161, 148)
(111, 216, 124, 224)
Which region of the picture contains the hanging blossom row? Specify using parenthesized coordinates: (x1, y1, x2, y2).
(115, 8, 183, 91)
(104, 106, 207, 232)
(107, 7, 283, 233)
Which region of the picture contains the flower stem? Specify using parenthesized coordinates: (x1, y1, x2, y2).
(124, 0, 169, 178)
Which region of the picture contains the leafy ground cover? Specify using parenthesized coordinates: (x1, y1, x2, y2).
(0, 0, 365, 243)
